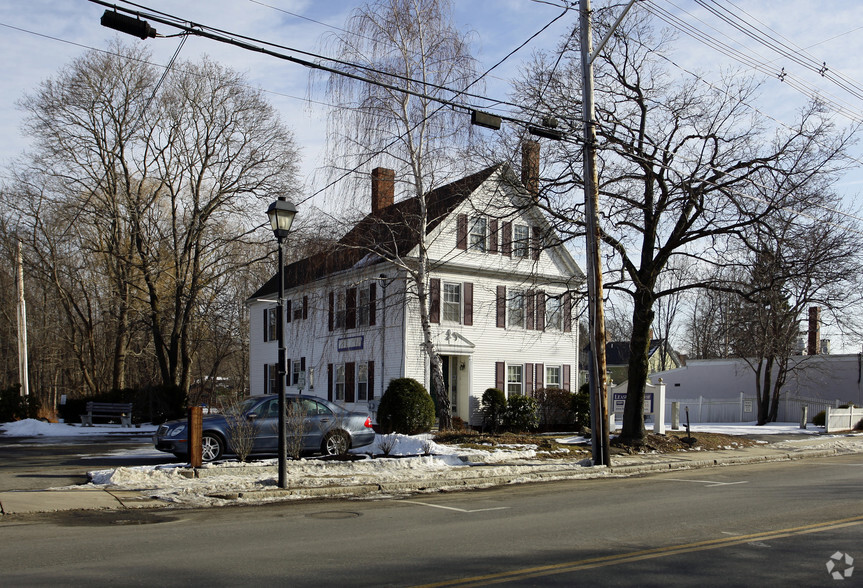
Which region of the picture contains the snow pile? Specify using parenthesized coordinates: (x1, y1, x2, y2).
(0, 418, 156, 437)
(6, 418, 863, 509)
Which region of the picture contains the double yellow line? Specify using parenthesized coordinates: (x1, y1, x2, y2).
(416, 514, 863, 587)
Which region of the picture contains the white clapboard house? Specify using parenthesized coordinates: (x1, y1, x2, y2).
(248, 144, 584, 426)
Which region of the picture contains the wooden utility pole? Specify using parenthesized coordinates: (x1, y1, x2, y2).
(16, 241, 29, 397)
(579, 0, 637, 465)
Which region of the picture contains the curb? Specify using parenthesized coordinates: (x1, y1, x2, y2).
(201, 447, 849, 503)
(2, 445, 856, 514)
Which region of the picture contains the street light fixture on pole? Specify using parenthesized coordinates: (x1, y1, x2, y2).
(267, 196, 297, 489)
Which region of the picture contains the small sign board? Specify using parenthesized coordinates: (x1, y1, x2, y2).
(337, 336, 364, 352)
(744, 399, 753, 413)
(612, 392, 654, 415)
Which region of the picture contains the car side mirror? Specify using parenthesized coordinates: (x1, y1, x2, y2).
(246, 413, 258, 421)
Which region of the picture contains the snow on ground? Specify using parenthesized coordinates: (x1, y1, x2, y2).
(0, 419, 157, 437)
(3, 419, 861, 508)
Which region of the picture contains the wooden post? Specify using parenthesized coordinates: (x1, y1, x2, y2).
(189, 406, 203, 468)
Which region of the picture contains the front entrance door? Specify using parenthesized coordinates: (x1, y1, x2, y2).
(441, 356, 459, 417)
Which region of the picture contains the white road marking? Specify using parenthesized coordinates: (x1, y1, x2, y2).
(400, 499, 509, 513)
(663, 478, 748, 487)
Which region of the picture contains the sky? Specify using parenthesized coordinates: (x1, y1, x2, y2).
(2, 0, 863, 347)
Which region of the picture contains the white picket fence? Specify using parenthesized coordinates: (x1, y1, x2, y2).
(666, 393, 845, 424)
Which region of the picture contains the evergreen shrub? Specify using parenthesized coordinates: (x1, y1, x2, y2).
(377, 378, 435, 435)
(480, 388, 507, 433)
(505, 394, 539, 432)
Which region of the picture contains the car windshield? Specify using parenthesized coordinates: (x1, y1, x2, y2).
(239, 397, 264, 415)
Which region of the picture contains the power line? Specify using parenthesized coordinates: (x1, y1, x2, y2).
(696, 0, 863, 103)
(642, 0, 863, 124)
(107, 0, 545, 120)
(89, 0, 577, 205)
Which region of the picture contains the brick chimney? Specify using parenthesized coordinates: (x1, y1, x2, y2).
(807, 306, 821, 355)
(521, 140, 540, 200)
(371, 167, 395, 214)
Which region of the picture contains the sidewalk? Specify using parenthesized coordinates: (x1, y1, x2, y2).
(2, 433, 861, 515)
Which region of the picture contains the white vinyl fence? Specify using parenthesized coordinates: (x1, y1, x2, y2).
(666, 393, 845, 424)
(825, 406, 863, 433)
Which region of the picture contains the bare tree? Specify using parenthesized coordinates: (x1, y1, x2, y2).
(512, 7, 857, 444)
(314, 0, 478, 429)
(4, 42, 301, 404)
(728, 207, 863, 424)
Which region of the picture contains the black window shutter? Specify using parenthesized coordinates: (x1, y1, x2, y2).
(496, 286, 506, 328)
(429, 278, 441, 324)
(328, 292, 334, 332)
(564, 292, 572, 332)
(263, 308, 268, 342)
(327, 364, 333, 401)
(495, 362, 505, 391)
(489, 219, 499, 253)
(302, 295, 308, 320)
(286, 300, 292, 323)
(368, 361, 375, 400)
(345, 362, 356, 403)
(502, 222, 512, 257)
(532, 226, 541, 260)
(463, 282, 473, 326)
(456, 214, 467, 250)
(536, 291, 546, 331)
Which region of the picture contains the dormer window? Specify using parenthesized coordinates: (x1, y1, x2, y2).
(469, 217, 487, 252)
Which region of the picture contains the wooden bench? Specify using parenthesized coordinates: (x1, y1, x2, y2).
(80, 402, 133, 427)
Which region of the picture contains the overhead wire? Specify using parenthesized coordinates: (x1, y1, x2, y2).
(699, 0, 863, 103)
(107, 0, 546, 121)
(519, 8, 863, 238)
(301, 2, 579, 205)
(642, 0, 863, 124)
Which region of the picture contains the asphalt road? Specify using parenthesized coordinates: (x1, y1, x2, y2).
(0, 434, 165, 490)
(0, 442, 860, 587)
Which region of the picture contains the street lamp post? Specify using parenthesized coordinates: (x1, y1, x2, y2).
(267, 196, 297, 489)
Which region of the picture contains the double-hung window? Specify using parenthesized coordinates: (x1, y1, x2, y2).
(335, 364, 346, 401)
(508, 289, 525, 328)
(546, 295, 562, 331)
(357, 363, 369, 401)
(335, 292, 346, 329)
(265, 308, 278, 341)
(265, 363, 278, 395)
(545, 365, 562, 388)
(358, 287, 370, 327)
(507, 365, 524, 397)
(292, 360, 302, 387)
(469, 217, 487, 252)
(513, 224, 530, 258)
(443, 282, 462, 323)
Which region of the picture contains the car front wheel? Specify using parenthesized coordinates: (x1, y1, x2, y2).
(322, 431, 349, 456)
(201, 433, 224, 462)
